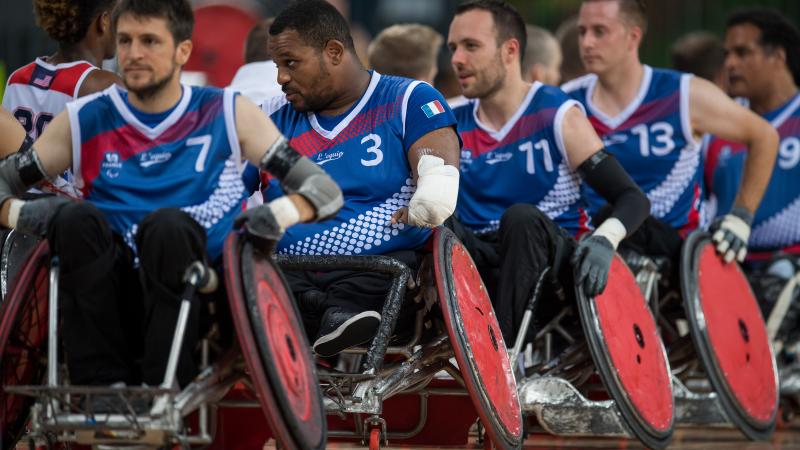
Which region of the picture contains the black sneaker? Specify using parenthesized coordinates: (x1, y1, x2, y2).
(313, 308, 381, 357)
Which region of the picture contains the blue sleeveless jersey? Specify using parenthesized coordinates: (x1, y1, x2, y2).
(262, 72, 458, 255)
(705, 93, 800, 251)
(454, 82, 588, 236)
(563, 66, 703, 233)
(66, 85, 248, 259)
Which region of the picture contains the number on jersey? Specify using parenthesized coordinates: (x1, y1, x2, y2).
(13, 108, 53, 139)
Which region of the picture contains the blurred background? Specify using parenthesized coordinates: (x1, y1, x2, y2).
(0, 0, 797, 100)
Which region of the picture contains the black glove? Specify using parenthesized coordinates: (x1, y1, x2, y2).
(571, 234, 615, 297)
(709, 205, 753, 263)
(234, 203, 284, 248)
(15, 196, 71, 237)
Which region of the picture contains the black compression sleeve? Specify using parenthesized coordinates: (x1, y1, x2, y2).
(577, 150, 650, 236)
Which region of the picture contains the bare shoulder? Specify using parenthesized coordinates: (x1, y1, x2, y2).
(77, 69, 122, 97)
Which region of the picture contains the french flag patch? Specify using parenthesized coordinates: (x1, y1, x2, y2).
(421, 100, 445, 118)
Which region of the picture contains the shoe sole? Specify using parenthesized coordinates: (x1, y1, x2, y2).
(313, 311, 381, 357)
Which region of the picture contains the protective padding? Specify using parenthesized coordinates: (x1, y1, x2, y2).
(683, 232, 778, 439)
(223, 234, 326, 450)
(577, 254, 674, 449)
(0, 240, 49, 449)
(433, 228, 523, 450)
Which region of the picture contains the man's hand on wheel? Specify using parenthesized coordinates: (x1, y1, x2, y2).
(572, 234, 615, 297)
(14, 196, 71, 237)
(709, 206, 753, 263)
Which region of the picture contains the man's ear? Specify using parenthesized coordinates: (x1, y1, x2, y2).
(175, 40, 193, 66)
(324, 39, 346, 65)
(97, 11, 111, 35)
(502, 38, 521, 66)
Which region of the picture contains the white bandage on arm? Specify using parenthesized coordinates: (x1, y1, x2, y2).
(267, 196, 301, 232)
(407, 155, 459, 227)
(7, 199, 25, 229)
(593, 217, 627, 250)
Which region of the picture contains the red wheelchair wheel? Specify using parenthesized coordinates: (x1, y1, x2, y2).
(681, 231, 778, 440)
(223, 234, 326, 450)
(1, 231, 41, 300)
(576, 254, 674, 449)
(0, 240, 49, 449)
(433, 228, 523, 450)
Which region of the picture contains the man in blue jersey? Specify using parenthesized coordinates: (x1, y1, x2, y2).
(563, 0, 778, 271)
(447, 0, 650, 345)
(0, 0, 342, 392)
(707, 10, 800, 335)
(707, 9, 800, 254)
(262, 0, 461, 356)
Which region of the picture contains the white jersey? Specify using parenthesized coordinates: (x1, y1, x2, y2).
(2, 57, 96, 197)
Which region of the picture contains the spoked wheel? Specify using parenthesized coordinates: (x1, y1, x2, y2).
(680, 231, 778, 440)
(575, 254, 674, 449)
(223, 234, 326, 450)
(433, 227, 523, 450)
(0, 240, 50, 448)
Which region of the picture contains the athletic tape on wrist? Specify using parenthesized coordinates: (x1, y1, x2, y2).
(593, 217, 627, 249)
(7, 199, 25, 229)
(268, 196, 301, 231)
(408, 155, 459, 227)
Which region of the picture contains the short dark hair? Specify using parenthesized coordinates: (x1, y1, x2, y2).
(34, 0, 117, 45)
(245, 18, 274, 64)
(270, 0, 355, 53)
(584, 0, 648, 36)
(112, 0, 194, 44)
(455, 0, 527, 65)
(726, 8, 800, 86)
(671, 31, 725, 82)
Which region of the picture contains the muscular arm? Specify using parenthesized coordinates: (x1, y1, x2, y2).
(235, 95, 315, 222)
(562, 105, 650, 243)
(77, 69, 123, 97)
(0, 108, 28, 158)
(690, 76, 779, 215)
(406, 127, 460, 178)
(392, 126, 461, 226)
(0, 110, 73, 227)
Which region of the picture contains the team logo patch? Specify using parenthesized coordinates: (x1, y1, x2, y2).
(139, 151, 172, 168)
(421, 100, 445, 118)
(102, 151, 123, 178)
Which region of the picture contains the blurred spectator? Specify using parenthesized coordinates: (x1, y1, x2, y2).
(555, 15, 585, 84)
(228, 18, 282, 104)
(367, 23, 442, 84)
(671, 31, 727, 90)
(523, 24, 562, 85)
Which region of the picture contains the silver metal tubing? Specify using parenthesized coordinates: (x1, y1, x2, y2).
(47, 258, 60, 389)
(161, 299, 192, 390)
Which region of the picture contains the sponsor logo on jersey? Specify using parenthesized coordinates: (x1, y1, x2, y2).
(485, 151, 513, 165)
(102, 151, 123, 178)
(139, 151, 172, 168)
(316, 150, 344, 165)
(421, 100, 445, 118)
(460, 149, 474, 172)
(602, 133, 629, 147)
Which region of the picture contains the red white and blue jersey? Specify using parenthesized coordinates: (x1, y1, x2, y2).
(3, 58, 96, 197)
(454, 82, 588, 236)
(705, 93, 800, 251)
(563, 66, 703, 233)
(262, 71, 458, 255)
(66, 84, 248, 259)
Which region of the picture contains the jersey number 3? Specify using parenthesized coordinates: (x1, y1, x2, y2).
(361, 134, 384, 167)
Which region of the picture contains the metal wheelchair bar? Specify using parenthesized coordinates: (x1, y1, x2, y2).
(275, 254, 412, 373)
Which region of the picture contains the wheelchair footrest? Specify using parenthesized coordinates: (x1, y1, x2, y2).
(518, 376, 632, 437)
(672, 378, 731, 427)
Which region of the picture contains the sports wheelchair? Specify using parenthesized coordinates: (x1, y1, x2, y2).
(623, 231, 780, 440)
(511, 248, 675, 449)
(1, 227, 524, 450)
